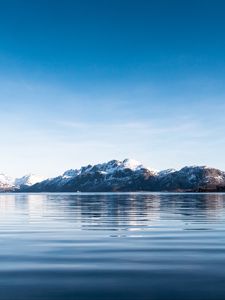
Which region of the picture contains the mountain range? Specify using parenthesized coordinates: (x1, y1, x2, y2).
(0, 174, 45, 192)
(1, 159, 225, 193)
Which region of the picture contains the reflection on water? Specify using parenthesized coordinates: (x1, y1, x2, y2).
(0, 193, 225, 300)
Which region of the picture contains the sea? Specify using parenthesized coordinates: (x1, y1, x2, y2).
(0, 193, 225, 300)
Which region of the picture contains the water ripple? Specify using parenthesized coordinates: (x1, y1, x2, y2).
(0, 193, 225, 300)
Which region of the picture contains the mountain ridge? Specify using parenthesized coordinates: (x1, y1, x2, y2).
(0, 174, 45, 192)
(0, 158, 224, 193)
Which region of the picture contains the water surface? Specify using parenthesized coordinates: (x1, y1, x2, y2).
(0, 193, 225, 300)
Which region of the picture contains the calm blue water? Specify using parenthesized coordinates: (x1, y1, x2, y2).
(0, 193, 225, 300)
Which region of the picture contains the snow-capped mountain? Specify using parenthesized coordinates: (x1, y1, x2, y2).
(0, 173, 15, 191)
(0, 159, 225, 192)
(0, 173, 45, 192)
(156, 166, 225, 191)
(26, 159, 156, 192)
(25, 159, 225, 193)
(15, 174, 46, 188)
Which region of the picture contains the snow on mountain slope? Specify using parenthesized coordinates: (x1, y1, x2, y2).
(54, 159, 154, 181)
(1, 159, 225, 192)
(15, 174, 46, 187)
(121, 158, 144, 170)
(158, 169, 176, 177)
(79, 158, 156, 175)
(0, 173, 15, 191)
(62, 169, 79, 178)
(156, 165, 225, 191)
(26, 159, 156, 192)
(0, 173, 14, 186)
(0, 173, 46, 191)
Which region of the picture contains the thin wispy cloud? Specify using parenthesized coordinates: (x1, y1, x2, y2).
(0, 0, 224, 176)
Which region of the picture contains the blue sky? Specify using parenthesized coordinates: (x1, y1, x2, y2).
(0, 0, 225, 177)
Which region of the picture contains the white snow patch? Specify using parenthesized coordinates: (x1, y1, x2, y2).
(0, 173, 14, 186)
(15, 174, 46, 187)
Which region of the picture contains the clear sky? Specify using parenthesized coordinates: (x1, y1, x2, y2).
(0, 0, 225, 177)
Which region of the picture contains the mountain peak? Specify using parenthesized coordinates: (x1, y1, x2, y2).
(15, 174, 46, 187)
(122, 158, 143, 170)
